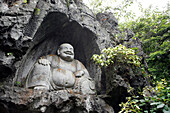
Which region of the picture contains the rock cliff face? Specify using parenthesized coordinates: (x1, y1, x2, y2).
(0, 0, 147, 113)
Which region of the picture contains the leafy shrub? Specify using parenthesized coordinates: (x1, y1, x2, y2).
(119, 79, 170, 113)
(92, 44, 141, 67)
(119, 6, 170, 81)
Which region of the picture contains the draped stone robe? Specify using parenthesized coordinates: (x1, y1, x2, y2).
(26, 55, 95, 95)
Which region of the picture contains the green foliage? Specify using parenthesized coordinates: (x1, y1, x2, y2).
(84, 0, 135, 20)
(113, 0, 135, 20)
(24, 0, 27, 3)
(34, 8, 40, 15)
(66, 0, 71, 8)
(16, 81, 21, 85)
(92, 44, 141, 67)
(119, 5, 170, 81)
(7, 52, 13, 56)
(86, 0, 110, 14)
(113, 3, 170, 113)
(119, 79, 170, 113)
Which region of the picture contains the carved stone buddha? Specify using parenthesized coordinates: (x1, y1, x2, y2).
(26, 43, 95, 95)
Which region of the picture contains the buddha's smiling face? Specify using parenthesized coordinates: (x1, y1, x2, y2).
(58, 43, 74, 62)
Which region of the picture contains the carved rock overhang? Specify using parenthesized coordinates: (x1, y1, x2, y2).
(16, 12, 99, 86)
(10, 0, 112, 92)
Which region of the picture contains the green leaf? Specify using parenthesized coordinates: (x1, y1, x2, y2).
(163, 107, 170, 113)
(150, 102, 161, 105)
(16, 81, 21, 85)
(139, 103, 146, 106)
(144, 110, 148, 113)
(157, 103, 165, 109)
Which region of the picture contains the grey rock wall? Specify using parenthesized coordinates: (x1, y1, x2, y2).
(0, 0, 147, 113)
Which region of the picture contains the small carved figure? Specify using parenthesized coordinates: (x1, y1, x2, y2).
(26, 43, 95, 95)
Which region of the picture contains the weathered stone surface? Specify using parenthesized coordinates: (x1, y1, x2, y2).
(0, 0, 148, 113)
(0, 86, 113, 113)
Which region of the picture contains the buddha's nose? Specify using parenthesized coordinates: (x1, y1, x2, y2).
(67, 48, 73, 52)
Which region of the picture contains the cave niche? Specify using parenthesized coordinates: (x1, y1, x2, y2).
(16, 12, 101, 91)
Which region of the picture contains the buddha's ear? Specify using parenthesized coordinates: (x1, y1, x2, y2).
(57, 49, 60, 55)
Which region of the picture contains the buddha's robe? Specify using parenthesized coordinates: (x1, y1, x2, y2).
(26, 55, 95, 95)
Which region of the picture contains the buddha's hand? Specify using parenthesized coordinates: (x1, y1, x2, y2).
(38, 58, 51, 66)
(34, 86, 48, 90)
(75, 70, 85, 77)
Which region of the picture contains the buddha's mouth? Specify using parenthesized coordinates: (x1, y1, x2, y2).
(64, 51, 73, 55)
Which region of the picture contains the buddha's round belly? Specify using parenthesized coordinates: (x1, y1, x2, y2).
(52, 68, 76, 87)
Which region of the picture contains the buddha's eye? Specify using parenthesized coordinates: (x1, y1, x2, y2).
(64, 47, 68, 49)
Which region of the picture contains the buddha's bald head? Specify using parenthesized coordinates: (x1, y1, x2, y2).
(57, 43, 74, 62)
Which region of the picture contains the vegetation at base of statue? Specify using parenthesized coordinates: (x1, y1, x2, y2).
(88, 0, 169, 112)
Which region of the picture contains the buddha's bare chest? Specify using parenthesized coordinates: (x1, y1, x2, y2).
(50, 60, 77, 88)
(51, 59, 77, 72)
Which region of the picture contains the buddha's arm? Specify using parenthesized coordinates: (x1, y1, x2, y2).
(76, 60, 90, 77)
(26, 59, 51, 90)
(27, 55, 56, 90)
(38, 55, 54, 65)
(34, 86, 49, 90)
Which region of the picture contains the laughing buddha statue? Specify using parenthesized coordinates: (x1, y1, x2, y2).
(25, 43, 96, 95)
